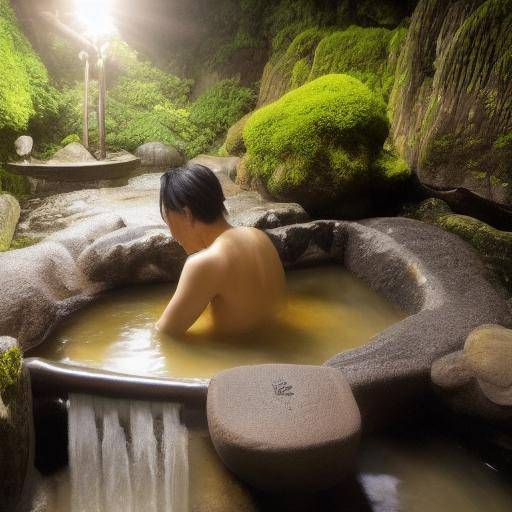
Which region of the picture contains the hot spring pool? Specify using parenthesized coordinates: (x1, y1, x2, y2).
(29, 265, 406, 378)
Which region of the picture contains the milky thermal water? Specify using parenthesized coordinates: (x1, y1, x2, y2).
(30, 266, 407, 378)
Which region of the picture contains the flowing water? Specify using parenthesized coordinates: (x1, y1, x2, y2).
(29, 265, 407, 378)
(32, 411, 512, 512)
(64, 394, 188, 512)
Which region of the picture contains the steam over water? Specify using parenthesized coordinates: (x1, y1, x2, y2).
(68, 395, 188, 512)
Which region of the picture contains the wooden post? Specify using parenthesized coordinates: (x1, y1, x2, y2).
(79, 51, 89, 148)
(97, 54, 107, 160)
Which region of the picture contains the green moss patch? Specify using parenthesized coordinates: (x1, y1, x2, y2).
(0, 347, 22, 397)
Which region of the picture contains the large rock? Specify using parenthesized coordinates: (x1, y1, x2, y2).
(77, 226, 187, 286)
(135, 141, 184, 170)
(0, 214, 124, 350)
(0, 193, 20, 251)
(244, 74, 410, 218)
(408, 198, 512, 292)
(431, 324, 512, 425)
(47, 142, 95, 164)
(0, 337, 33, 512)
(389, 0, 512, 204)
(207, 364, 361, 492)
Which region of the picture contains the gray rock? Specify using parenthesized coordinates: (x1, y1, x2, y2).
(14, 135, 33, 157)
(207, 364, 361, 492)
(135, 141, 184, 170)
(0, 193, 20, 251)
(47, 142, 96, 164)
(45, 213, 125, 259)
(78, 225, 187, 286)
(0, 242, 85, 350)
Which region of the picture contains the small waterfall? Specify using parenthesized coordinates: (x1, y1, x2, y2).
(68, 394, 189, 512)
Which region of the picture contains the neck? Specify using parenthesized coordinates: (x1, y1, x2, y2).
(189, 217, 232, 254)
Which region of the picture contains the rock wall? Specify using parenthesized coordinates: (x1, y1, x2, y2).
(389, 0, 512, 205)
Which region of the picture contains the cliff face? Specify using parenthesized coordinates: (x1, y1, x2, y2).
(389, 0, 512, 205)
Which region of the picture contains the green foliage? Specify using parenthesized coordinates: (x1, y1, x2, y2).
(243, 74, 391, 214)
(0, 0, 58, 131)
(187, 79, 255, 157)
(60, 134, 81, 146)
(0, 166, 29, 198)
(30, 38, 253, 158)
(0, 347, 22, 397)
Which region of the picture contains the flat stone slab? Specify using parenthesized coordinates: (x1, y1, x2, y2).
(207, 364, 361, 491)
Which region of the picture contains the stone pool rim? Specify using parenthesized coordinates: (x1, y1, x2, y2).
(1, 216, 511, 429)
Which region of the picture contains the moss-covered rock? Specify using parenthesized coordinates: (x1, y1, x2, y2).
(257, 23, 409, 107)
(243, 74, 409, 217)
(257, 27, 327, 106)
(220, 112, 252, 157)
(0, 337, 31, 512)
(408, 198, 512, 292)
(390, 0, 512, 204)
(0, 193, 20, 251)
(308, 25, 398, 101)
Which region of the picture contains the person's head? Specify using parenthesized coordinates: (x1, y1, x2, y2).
(160, 163, 227, 252)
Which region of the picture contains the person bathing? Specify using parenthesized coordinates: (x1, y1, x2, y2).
(156, 163, 286, 337)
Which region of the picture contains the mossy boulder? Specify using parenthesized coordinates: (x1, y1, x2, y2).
(409, 198, 512, 292)
(243, 74, 409, 217)
(220, 112, 252, 157)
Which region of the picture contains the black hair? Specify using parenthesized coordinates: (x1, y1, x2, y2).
(160, 163, 227, 223)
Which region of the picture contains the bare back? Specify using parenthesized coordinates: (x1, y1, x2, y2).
(156, 226, 286, 336)
(208, 227, 286, 333)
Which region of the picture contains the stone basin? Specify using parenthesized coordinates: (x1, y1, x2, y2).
(7, 148, 142, 195)
(2, 214, 510, 430)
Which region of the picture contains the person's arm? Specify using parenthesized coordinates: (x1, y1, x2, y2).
(156, 254, 218, 336)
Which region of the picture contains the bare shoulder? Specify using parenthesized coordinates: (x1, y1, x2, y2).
(183, 246, 221, 277)
(216, 226, 272, 245)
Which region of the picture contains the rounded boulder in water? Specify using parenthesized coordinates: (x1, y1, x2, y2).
(206, 363, 361, 492)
